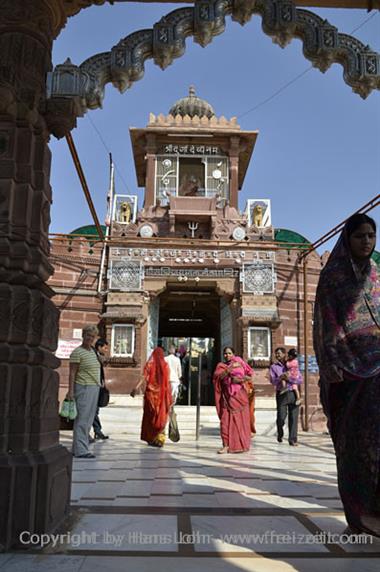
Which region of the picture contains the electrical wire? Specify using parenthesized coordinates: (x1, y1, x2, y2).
(236, 11, 379, 120)
(86, 113, 132, 193)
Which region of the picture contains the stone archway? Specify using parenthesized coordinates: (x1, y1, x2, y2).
(0, 0, 379, 551)
(46, 0, 380, 138)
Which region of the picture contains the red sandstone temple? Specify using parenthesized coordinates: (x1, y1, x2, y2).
(49, 88, 328, 419)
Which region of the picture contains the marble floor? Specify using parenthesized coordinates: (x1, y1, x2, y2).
(2, 403, 379, 571)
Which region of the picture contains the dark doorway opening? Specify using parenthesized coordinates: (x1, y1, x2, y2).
(158, 287, 220, 405)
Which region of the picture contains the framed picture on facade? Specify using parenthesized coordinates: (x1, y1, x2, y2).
(112, 195, 138, 224)
(111, 324, 135, 357)
(246, 199, 271, 228)
(248, 327, 271, 360)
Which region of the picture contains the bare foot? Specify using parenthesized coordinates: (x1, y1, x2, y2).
(218, 446, 229, 454)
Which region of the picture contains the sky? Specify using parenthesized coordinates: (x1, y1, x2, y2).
(49, 2, 380, 253)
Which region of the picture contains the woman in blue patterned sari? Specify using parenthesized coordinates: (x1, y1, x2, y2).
(314, 213, 380, 536)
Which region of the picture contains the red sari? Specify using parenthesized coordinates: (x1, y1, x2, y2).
(141, 348, 172, 447)
(213, 356, 253, 452)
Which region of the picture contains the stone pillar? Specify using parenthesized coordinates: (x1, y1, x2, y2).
(229, 137, 240, 209)
(144, 133, 157, 207)
(0, 1, 72, 550)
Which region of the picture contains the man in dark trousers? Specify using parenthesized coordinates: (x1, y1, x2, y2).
(90, 338, 109, 441)
(269, 347, 299, 446)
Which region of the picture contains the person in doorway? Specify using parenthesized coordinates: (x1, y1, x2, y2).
(90, 338, 110, 441)
(213, 347, 253, 454)
(269, 347, 300, 446)
(165, 345, 182, 404)
(314, 213, 380, 537)
(131, 347, 172, 448)
(67, 325, 101, 459)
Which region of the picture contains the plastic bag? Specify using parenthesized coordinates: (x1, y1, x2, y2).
(59, 398, 77, 420)
(168, 408, 180, 442)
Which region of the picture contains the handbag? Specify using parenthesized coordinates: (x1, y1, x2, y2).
(98, 386, 110, 407)
(168, 408, 180, 442)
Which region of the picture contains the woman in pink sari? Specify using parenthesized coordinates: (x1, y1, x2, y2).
(213, 347, 253, 454)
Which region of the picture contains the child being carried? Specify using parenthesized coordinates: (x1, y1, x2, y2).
(279, 348, 303, 406)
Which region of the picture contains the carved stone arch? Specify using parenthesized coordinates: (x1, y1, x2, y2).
(46, 0, 380, 136)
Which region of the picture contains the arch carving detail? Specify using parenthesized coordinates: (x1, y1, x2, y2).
(46, 0, 380, 136)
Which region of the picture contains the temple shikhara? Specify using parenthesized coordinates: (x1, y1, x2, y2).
(50, 88, 323, 408)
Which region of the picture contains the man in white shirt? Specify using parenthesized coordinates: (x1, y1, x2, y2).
(165, 345, 182, 404)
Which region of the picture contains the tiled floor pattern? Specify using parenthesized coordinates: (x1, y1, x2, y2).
(2, 428, 380, 571)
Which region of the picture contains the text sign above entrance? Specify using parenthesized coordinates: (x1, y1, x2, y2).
(110, 248, 275, 263)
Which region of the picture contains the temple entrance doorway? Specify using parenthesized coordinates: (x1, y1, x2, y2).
(160, 336, 216, 406)
(157, 286, 223, 405)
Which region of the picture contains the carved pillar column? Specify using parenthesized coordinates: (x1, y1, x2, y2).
(230, 297, 241, 355)
(229, 136, 240, 209)
(144, 133, 157, 208)
(0, 0, 72, 550)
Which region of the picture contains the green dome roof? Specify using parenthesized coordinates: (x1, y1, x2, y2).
(274, 228, 310, 245)
(275, 229, 380, 267)
(69, 225, 106, 237)
(372, 250, 380, 266)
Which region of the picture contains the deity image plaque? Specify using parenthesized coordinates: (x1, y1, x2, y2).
(246, 199, 271, 228)
(113, 195, 138, 224)
(248, 327, 271, 360)
(111, 324, 135, 357)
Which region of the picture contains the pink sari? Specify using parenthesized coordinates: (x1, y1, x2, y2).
(213, 356, 253, 452)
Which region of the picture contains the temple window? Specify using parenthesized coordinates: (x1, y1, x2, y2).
(111, 324, 135, 357)
(248, 327, 271, 360)
(155, 154, 229, 205)
(178, 157, 205, 197)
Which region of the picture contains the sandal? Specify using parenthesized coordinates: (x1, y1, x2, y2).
(218, 446, 229, 454)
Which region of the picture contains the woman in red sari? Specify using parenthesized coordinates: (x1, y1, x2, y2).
(213, 347, 254, 454)
(133, 347, 172, 447)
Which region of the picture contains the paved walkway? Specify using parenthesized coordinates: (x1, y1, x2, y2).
(1, 399, 379, 571)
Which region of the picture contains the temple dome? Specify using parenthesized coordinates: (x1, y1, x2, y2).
(169, 86, 215, 119)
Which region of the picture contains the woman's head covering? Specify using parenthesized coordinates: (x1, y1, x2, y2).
(313, 214, 380, 382)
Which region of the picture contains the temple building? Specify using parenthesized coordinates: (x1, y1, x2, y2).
(50, 88, 327, 419)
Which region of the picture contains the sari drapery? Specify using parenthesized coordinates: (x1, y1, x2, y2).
(314, 226, 380, 536)
(141, 347, 172, 447)
(213, 356, 253, 452)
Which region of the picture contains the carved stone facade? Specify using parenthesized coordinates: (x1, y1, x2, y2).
(49, 95, 325, 433)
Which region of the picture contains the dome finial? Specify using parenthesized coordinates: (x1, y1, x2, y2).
(168, 87, 215, 119)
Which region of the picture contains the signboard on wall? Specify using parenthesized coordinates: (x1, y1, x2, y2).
(56, 339, 81, 359)
(284, 336, 298, 346)
(298, 355, 319, 373)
